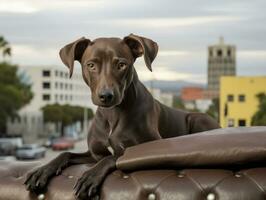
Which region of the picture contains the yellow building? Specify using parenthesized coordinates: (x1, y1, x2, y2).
(220, 76, 266, 128)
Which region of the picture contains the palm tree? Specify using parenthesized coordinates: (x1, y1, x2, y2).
(0, 36, 12, 59)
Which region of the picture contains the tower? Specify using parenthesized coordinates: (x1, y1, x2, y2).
(207, 37, 236, 98)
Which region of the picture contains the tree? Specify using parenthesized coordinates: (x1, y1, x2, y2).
(42, 104, 94, 136)
(0, 36, 33, 134)
(172, 96, 185, 109)
(206, 98, 219, 122)
(0, 36, 11, 59)
(251, 93, 266, 126)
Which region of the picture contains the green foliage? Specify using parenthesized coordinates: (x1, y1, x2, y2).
(251, 93, 266, 126)
(0, 36, 11, 58)
(206, 98, 219, 121)
(173, 95, 200, 112)
(42, 104, 94, 136)
(0, 62, 33, 133)
(172, 96, 185, 109)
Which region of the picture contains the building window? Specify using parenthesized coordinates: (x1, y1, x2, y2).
(55, 82, 58, 89)
(60, 71, 64, 77)
(209, 50, 213, 57)
(238, 94, 245, 102)
(227, 94, 234, 102)
(42, 70, 50, 77)
(43, 94, 50, 101)
(227, 119, 234, 127)
(55, 70, 58, 76)
(60, 94, 63, 100)
(217, 49, 222, 57)
(227, 49, 231, 57)
(60, 83, 63, 89)
(43, 82, 50, 89)
(238, 119, 246, 127)
(23, 116, 27, 124)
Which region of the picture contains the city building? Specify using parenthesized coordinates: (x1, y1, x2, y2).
(181, 87, 212, 112)
(181, 87, 204, 101)
(206, 37, 236, 98)
(220, 76, 266, 128)
(7, 66, 96, 143)
(148, 88, 174, 107)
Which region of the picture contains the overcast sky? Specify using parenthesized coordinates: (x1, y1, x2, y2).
(0, 0, 266, 83)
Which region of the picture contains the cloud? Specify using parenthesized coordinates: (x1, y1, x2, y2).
(238, 50, 266, 58)
(1, 0, 265, 84)
(11, 44, 60, 66)
(0, 1, 38, 13)
(137, 66, 200, 81)
(0, 0, 103, 13)
(158, 50, 190, 56)
(104, 16, 244, 28)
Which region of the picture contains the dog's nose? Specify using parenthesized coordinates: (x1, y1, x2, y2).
(99, 89, 114, 103)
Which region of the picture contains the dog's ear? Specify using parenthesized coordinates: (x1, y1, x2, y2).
(123, 34, 158, 72)
(59, 37, 91, 78)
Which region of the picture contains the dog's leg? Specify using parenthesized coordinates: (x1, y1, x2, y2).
(74, 155, 117, 200)
(24, 151, 94, 193)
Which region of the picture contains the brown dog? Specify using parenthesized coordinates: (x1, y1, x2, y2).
(24, 34, 220, 200)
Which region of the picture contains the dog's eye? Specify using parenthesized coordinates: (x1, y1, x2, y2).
(87, 63, 95, 70)
(117, 62, 127, 70)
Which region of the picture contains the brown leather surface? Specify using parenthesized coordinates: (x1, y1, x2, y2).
(1, 127, 266, 200)
(0, 161, 93, 200)
(117, 127, 266, 171)
(0, 161, 266, 200)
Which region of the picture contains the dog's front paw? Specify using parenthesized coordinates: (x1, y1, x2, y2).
(24, 165, 56, 193)
(74, 169, 104, 200)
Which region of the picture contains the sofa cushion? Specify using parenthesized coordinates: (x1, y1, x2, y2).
(117, 127, 266, 171)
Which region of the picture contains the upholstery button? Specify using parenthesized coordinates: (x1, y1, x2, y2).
(68, 175, 74, 179)
(177, 174, 185, 178)
(37, 194, 45, 200)
(206, 193, 215, 200)
(123, 175, 129, 179)
(235, 173, 242, 178)
(148, 193, 156, 200)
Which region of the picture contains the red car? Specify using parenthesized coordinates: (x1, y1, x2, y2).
(52, 138, 75, 151)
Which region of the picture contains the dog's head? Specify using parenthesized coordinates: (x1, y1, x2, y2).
(59, 34, 158, 108)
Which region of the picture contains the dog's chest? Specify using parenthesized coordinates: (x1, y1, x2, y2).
(107, 129, 114, 155)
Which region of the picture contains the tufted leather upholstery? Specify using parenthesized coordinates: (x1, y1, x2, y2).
(0, 127, 266, 200)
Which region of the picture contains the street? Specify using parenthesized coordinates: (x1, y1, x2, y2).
(41, 139, 88, 163)
(6, 139, 89, 163)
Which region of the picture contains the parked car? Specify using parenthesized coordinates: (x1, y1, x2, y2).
(43, 135, 60, 148)
(0, 142, 16, 156)
(52, 138, 75, 151)
(16, 144, 46, 160)
(0, 136, 23, 156)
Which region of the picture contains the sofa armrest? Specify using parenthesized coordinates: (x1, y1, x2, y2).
(117, 127, 266, 171)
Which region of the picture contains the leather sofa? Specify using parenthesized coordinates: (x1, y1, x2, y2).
(0, 127, 266, 200)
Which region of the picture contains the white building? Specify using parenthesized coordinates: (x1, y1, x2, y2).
(183, 99, 213, 112)
(7, 66, 96, 143)
(148, 88, 174, 107)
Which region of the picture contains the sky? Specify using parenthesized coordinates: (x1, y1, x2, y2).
(0, 0, 266, 84)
